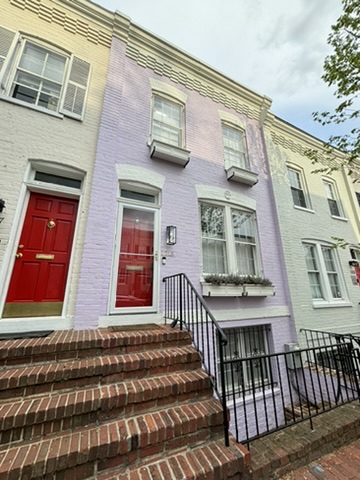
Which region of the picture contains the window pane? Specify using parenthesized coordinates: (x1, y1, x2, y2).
(153, 97, 182, 146)
(232, 210, 256, 275)
(201, 204, 227, 273)
(222, 125, 246, 168)
(12, 42, 66, 111)
(322, 247, 343, 299)
(288, 168, 307, 208)
(328, 199, 340, 216)
(304, 244, 324, 299)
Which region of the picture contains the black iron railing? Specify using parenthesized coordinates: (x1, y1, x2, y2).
(163, 273, 229, 445)
(227, 343, 360, 445)
(301, 328, 360, 349)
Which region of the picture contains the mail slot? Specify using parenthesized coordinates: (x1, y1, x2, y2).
(36, 254, 55, 260)
(126, 265, 144, 271)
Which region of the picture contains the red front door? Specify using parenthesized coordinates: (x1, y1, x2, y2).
(3, 192, 78, 318)
(116, 207, 155, 308)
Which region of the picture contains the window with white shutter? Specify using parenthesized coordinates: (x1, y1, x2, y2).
(0, 26, 90, 120)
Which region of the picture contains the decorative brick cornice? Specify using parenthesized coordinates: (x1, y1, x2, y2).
(9, 0, 112, 47)
(116, 18, 272, 123)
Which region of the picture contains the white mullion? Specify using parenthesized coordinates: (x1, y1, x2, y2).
(316, 244, 331, 301)
(225, 206, 236, 273)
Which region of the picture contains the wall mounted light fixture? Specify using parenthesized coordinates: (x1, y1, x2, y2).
(166, 225, 177, 245)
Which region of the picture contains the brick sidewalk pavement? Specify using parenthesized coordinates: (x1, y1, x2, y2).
(280, 438, 360, 479)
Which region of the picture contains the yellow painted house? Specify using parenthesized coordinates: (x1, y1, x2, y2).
(0, 0, 113, 333)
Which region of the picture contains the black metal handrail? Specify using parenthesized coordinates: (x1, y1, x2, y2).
(301, 328, 360, 349)
(226, 342, 360, 445)
(163, 273, 229, 446)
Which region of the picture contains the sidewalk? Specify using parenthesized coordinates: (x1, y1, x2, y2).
(280, 438, 360, 479)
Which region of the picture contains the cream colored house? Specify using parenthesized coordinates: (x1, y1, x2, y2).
(264, 114, 360, 339)
(0, 0, 113, 333)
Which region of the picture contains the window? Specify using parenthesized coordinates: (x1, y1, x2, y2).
(200, 203, 258, 275)
(287, 167, 309, 209)
(0, 27, 90, 120)
(323, 180, 343, 217)
(221, 326, 272, 398)
(222, 124, 247, 169)
(303, 243, 347, 304)
(152, 96, 183, 147)
(356, 192, 360, 208)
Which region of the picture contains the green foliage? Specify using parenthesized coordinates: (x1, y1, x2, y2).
(203, 274, 273, 286)
(309, 0, 360, 178)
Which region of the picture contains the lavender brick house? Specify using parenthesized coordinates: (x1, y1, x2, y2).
(75, 11, 296, 370)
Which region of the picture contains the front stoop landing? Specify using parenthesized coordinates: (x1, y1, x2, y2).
(0, 326, 249, 479)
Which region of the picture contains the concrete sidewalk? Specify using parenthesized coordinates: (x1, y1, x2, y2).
(280, 438, 360, 479)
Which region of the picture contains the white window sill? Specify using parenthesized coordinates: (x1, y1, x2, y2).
(330, 215, 348, 222)
(313, 301, 352, 309)
(149, 139, 190, 167)
(293, 205, 315, 214)
(0, 94, 64, 119)
(225, 165, 258, 186)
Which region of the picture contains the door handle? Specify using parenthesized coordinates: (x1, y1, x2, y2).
(16, 253, 23, 259)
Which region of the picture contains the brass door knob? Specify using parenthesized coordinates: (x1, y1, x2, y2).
(16, 253, 23, 258)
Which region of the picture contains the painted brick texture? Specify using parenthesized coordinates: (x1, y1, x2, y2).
(0, 0, 111, 324)
(75, 34, 293, 348)
(264, 125, 360, 339)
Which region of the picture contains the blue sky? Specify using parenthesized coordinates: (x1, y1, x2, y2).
(93, 0, 344, 143)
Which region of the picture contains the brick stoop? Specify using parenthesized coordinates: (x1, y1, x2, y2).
(245, 402, 360, 480)
(0, 326, 249, 479)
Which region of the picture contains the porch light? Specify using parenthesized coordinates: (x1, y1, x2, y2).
(166, 225, 177, 245)
(0, 199, 5, 213)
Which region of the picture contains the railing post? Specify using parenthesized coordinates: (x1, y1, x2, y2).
(179, 274, 183, 330)
(218, 332, 229, 446)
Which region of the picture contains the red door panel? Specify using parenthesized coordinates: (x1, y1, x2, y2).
(4, 192, 78, 316)
(116, 208, 154, 308)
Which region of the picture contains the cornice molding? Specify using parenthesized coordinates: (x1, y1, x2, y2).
(114, 19, 272, 123)
(9, 0, 113, 47)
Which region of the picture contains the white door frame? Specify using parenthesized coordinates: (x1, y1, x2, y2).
(109, 199, 160, 315)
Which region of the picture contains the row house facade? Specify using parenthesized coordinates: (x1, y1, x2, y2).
(0, 0, 113, 333)
(74, 12, 296, 377)
(264, 117, 360, 341)
(0, 0, 359, 372)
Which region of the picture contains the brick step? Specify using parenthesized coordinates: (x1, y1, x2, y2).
(0, 346, 201, 401)
(97, 438, 249, 480)
(0, 326, 191, 368)
(0, 398, 225, 480)
(0, 369, 212, 447)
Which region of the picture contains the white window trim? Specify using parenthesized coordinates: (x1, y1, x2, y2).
(303, 241, 349, 307)
(0, 28, 90, 120)
(222, 122, 249, 170)
(200, 201, 261, 277)
(287, 164, 312, 211)
(322, 178, 346, 220)
(149, 93, 186, 148)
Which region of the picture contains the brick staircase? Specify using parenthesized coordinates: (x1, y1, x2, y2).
(0, 325, 249, 479)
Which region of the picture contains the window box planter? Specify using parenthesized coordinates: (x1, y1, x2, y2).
(150, 139, 191, 167)
(225, 166, 258, 186)
(202, 283, 244, 297)
(243, 284, 275, 297)
(201, 283, 275, 297)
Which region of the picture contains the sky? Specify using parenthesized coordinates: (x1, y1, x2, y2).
(93, 0, 344, 142)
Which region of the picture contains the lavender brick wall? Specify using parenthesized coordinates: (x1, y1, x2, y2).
(75, 36, 294, 342)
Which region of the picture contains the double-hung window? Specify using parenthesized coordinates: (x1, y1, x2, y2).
(200, 202, 258, 275)
(303, 242, 347, 304)
(221, 325, 272, 398)
(323, 180, 343, 217)
(222, 124, 247, 169)
(287, 166, 309, 209)
(0, 26, 90, 120)
(152, 96, 184, 147)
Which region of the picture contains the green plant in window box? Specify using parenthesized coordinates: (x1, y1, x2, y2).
(202, 274, 275, 297)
